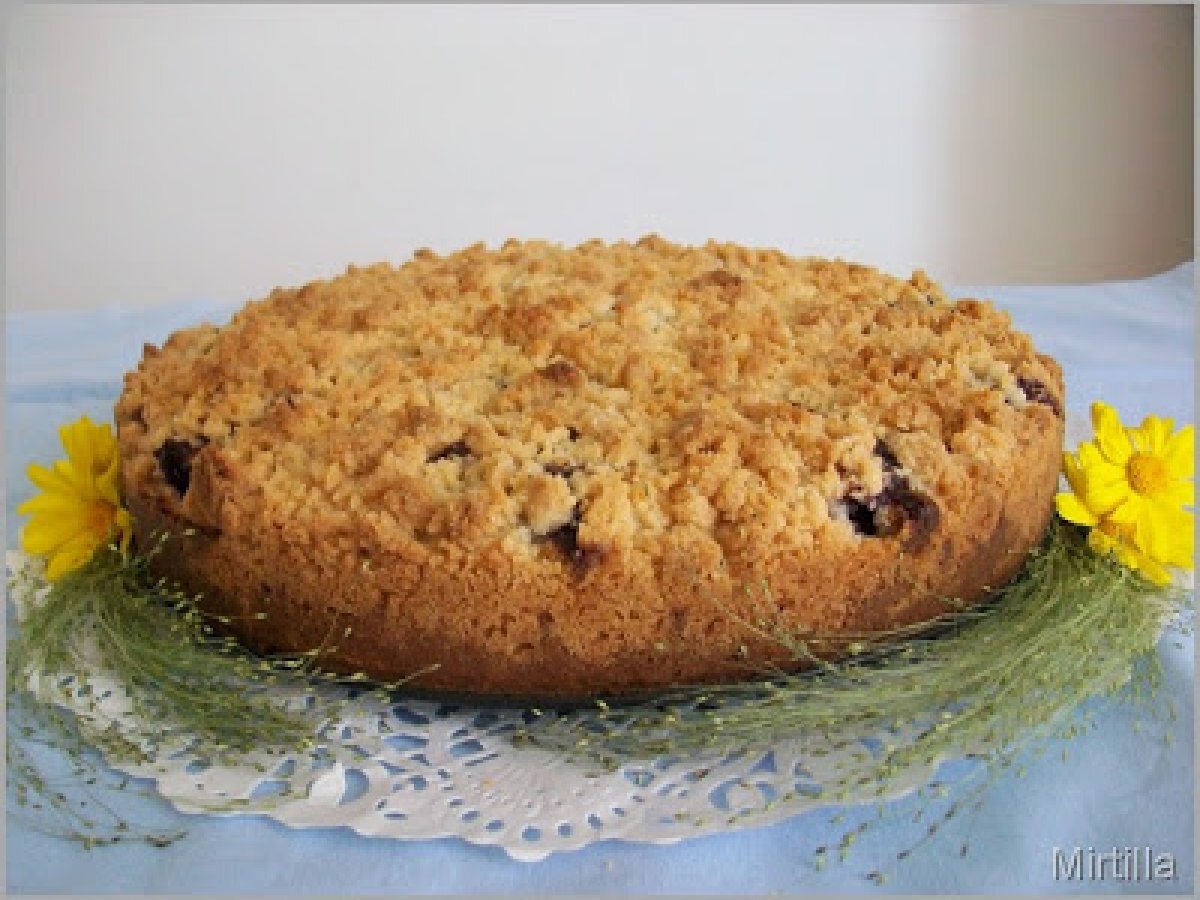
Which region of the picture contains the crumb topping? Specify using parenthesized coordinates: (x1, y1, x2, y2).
(117, 236, 1062, 570)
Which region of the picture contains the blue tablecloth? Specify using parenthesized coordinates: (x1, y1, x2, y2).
(6, 264, 1194, 893)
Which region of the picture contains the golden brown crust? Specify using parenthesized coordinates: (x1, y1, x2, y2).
(116, 236, 1064, 698)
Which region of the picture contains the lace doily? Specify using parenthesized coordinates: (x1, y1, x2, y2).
(9, 552, 958, 861)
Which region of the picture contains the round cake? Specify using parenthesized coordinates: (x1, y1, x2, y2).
(116, 236, 1064, 699)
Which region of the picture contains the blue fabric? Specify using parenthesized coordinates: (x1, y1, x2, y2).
(6, 265, 1194, 893)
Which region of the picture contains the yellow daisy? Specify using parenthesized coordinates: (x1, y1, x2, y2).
(1088, 517, 1176, 587)
(18, 416, 133, 581)
(1056, 401, 1194, 585)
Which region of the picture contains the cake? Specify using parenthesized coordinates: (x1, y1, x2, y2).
(115, 236, 1064, 699)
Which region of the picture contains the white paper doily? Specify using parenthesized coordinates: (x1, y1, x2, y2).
(8, 552, 958, 861)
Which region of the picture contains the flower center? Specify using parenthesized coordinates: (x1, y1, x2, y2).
(85, 501, 116, 538)
(1127, 452, 1171, 497)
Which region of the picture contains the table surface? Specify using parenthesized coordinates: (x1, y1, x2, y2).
(5, 264, 1194, 894)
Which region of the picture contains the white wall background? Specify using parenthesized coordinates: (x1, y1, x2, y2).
(5, 4, 1193, 312)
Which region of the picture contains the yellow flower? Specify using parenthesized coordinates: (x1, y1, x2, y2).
(1056, 401, 1194, 585)
(1086, 516, 1176, 587)
(17, 416, 133, 581)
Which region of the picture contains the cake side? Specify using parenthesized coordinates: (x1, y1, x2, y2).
(115, 236, 1064, 698)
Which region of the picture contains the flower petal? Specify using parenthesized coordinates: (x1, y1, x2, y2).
(1056, 492, 1098, 526)
(52, 458, 93, 498)
(1137, 554, 1173, 586)
(1106, 494, 1143, 525)
(21, 513, 87, 555)
(1161, 425, 1194, 480)
(96, 453, 123, 507)
(16, 492, 89, 517)
(1159, 479, 1195, 510)
(1080, 462, 1131, 515)
(1130, 501, 1189, 563)
(60, 418, 97, 484)
(1132, 415, 1173, 454)
(1062, 452, 1089, 498)
(26, 462, 76, 496)
(1162, 535, 1195, 571)
(93, 423, 121, 498)
(1092, 402, 1132, 465)
(44, 531, 102, 581)
(1147, 504, 1194, 567)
